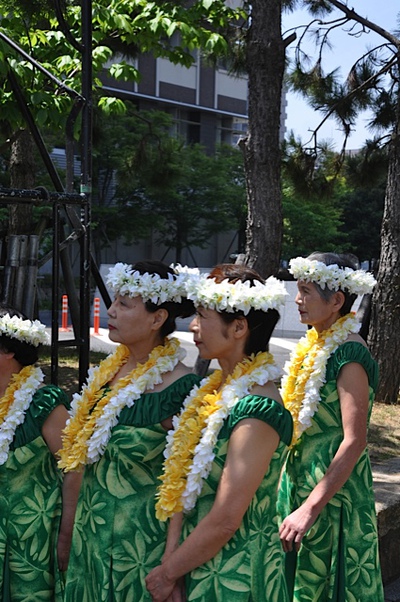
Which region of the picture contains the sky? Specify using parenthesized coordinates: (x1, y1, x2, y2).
(282, 1, 398, 150)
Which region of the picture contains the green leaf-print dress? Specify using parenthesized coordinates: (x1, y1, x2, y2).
(64, 373, 199, 602)
(278, 342, 384, 602)
(182, 395, 293, 602)
(0, 384, 69, 602)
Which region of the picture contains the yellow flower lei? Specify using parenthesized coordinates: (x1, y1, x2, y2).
(281, 312, 360, 446)
(156, 350, 279, 520)
(58, 338, 183, 472)
(0, 365, 44, 465)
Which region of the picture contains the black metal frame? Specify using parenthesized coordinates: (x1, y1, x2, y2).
(0, 0, 111, 386)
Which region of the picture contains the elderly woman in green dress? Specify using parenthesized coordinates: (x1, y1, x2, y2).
(146, 263, 293, 602)
(60, 260, 200, 602)
(0, 307, 75, 600)
(278, 252, 384, 602)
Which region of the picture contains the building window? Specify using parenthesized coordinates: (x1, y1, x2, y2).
(217, 117, 248, 146)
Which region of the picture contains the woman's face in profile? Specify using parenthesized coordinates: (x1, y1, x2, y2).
(295, 281, 338, 332)
(107, 294, 156, 347)
(190, 307, 235, 362)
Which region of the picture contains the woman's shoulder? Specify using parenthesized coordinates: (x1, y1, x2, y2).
(250, 381, 283, 405)
(229, 393, 293, 446)
(150, 362, 195, 393)
(345, 332, 368, 347)
(32, 384, 69, 414)
(327, 339, 378, 388)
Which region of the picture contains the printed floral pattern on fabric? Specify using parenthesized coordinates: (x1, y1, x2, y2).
(0, 386, 68, 602)
(182, 396, 292, 602)
(65, 374, 199, 602)
(278, 343, 384, 602)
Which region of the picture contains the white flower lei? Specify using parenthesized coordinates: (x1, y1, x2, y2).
(281, 312, 361, 442)
(164, 358, 281, 514)
(289, 257, 376, 296)
(106, 262, 197, 305)
(0, 367, 44, 465)
(0, 315, 49, 347)
(69, 339, 185, 465)
(185, 274, 288, 315)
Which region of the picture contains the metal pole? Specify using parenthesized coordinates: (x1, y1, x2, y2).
(14, 235, 28, 310)
(24, 235, 40, 318)
(79, 0, 93, 386)
(51, 200, 60, 385)
(1, 235, 20, 305)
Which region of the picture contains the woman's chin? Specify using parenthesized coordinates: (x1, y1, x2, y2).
(108, 330, 120, 343)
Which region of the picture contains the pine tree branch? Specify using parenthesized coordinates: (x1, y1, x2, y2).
(308, 53, 397, 146)
(326, 0, 400, 48)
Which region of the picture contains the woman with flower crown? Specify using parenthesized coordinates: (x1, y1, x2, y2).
(60, 260, 199, 601)
(278, 252, 384, 602)
(145, 263, 293, 602)
(0, 306, 76, 600)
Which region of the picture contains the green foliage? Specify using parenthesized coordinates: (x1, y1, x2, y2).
(0, 0, 244, 140)
(89, 106, 246, 262)
(139, 142, 246, 262)
(282, 136, 347, 260)
(286, 3, 397, 143)
(281, 183, 344, 260)
(281, 134, 387, 262)
(338, 186, 383, 263)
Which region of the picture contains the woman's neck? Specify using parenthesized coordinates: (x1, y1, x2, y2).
(218, 351, 248, 385)
(124, 337, 165, 370)
(313, 312, 342, 335)
(0, 361, 23, 398)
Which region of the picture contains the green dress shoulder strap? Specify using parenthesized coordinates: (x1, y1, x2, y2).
(118, 372, 201, 426)
(11, 384, 69, 450)
(225, 395, 293, 446)
(326, 341, 379, 390)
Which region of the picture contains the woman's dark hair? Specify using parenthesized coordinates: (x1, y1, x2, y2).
(208, 263, 280, 355)
(132, 260, 195, 338)
(0, 306, 40, 366)
(307, 252, 359, 316)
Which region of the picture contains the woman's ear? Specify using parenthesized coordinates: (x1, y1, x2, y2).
(0, 350, 15, 361)
(232, 317, 249, 340)
(151, 308, 169, 331)
(332, 290, 346, 313)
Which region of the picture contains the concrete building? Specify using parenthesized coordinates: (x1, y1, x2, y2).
(52, 40, 287, 269)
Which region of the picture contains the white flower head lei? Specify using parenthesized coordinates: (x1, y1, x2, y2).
(289, 257, 376, 296)
(185, 273, 288, 315)
(0, 366, 44, 465)
(106, 262, 199, 305)
(0, 314, 49, 347)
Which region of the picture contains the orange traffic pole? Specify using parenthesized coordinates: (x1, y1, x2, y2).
(60, 295, 69, 331)
(93, 297, 100, 335)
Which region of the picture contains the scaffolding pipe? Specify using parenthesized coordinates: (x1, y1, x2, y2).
(13, 235, 28, 310)
(78, 0, 93, 386)
(1, 235, 20, 305)
(23, 235, 40, 318)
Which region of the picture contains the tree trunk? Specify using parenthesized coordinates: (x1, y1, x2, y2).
(240, 0, 284, 278)
(368, 58, 400, 403)
(8, 129, 35, 234)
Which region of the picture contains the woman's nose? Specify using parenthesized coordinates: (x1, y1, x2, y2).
(189, 316, 198, 332)
(107, 301, 116, 317)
